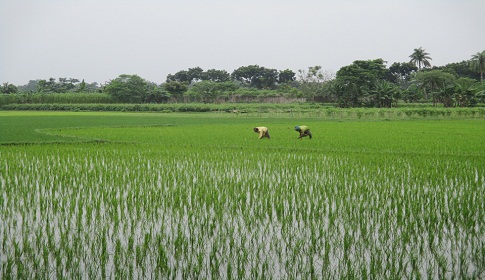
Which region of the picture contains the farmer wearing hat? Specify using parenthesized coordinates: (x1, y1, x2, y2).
(295, 125, 312, 139)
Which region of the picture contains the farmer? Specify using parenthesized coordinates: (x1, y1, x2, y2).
(253, 126, 270, 139)
(295, 125, 312, 139)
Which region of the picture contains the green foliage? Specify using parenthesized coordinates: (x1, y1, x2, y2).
(402, 84, 423, 103)
(16, 79, 100, 93)
(453, 77, 478, 107)
(337, 59, 388, 89)
(0, 92, 113, 106)
(277, 69, 296, 84)
(232, 88, 277, 97)
(433, 60, 480, 81)
(412, 70, 456, 106)
(231, 65, 279, 89)
(166, 70, 189, 83)
(146, 84, 170, 103)
(201, 69, 231, 82)
(36, 77, 83, 93)
(470, 50, 485, 82)
(335, 59, 389, 107)
(185, 81, 239, 103)
(16, 80, 40, 92)
(166, 67, 204, 83)
(297, 66, 334, 102)
(104, 74, 152, 103)
(471, 82, 485, 102)
(167, 67, 231, 83)
(5, 49, 485, 108)
(163, 81, 188, 102)
(388, 62, 418, 84)
(365, 80, 401, 108)
(1, 82, 18, 94)
(276, 83, 301, 98)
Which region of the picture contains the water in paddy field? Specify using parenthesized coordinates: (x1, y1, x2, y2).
(0, 144, 484, 278)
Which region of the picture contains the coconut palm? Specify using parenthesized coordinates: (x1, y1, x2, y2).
(409, 47, 432, 70)
(470, 50, 485, 83)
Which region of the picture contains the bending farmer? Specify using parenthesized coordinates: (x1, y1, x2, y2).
(253, 127, 270, 139)
(295, 125, 312, 139)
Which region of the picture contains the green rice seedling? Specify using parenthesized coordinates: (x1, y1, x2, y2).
(0, 111, 484, 278)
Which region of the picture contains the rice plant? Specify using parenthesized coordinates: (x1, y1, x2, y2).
(0, 113, 484, 278)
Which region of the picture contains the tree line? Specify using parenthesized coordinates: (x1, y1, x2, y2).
(2, 48, 485, 107)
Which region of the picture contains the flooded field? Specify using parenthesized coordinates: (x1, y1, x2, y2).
(1, 112, 484, 278)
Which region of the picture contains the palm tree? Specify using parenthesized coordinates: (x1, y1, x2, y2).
(369, 80, 400, 108)
(409, 47, 432, 70)
(470, 50, 485, 83)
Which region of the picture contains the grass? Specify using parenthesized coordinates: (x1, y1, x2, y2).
(0, 110, 484, 278)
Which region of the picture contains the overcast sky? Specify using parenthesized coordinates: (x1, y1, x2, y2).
(1, 0, 484, 86)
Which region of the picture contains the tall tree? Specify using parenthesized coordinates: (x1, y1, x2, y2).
(409, 47, 432, 70)
(278, 69, 296, 84)
(201, 69, 231, 82)
(297, 66, 333, 101)
(166, 71, 189, 83)
(1, 82, 18, 94)
(17, 80, 40, 92)
(433, 61, 480, 81)
(413, 70, 455, 106)
(186, 67, 204, 83)
(335, 59, 389, 107)
(470, 50, 485, 82)
(166, 67, 205, 84)
(231, 65, 278, 89)
(77, 79, 86, 92)
(36, 77, 80, 93)
(258, 67, 279, 89)
(37, 78, 57, 92)
(104, 74, 150, 103)
(388, 62, 418, 85)
(186, 81, 238, 103)
(163, 81, 188, 102)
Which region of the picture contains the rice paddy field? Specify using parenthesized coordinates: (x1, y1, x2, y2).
(1, 110, 484, 279)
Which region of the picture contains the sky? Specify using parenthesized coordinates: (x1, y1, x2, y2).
(1, 0, 484, 86)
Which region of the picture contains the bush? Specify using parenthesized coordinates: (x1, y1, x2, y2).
(0, 93, 114, 105)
